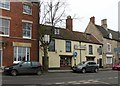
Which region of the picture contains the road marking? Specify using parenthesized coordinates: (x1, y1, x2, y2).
(53, 79, 112, 85)
(55, 82, 65, 84)
(68, 81, 77, 84)
(98, 81, 110, 84)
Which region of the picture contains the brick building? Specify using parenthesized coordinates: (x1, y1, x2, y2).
(0, 1, 39, 67)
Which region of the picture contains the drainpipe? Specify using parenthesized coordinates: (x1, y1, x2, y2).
(80, 42, 82, 63)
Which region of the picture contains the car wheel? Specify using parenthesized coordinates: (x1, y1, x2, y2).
(82, 68, 86, 73)
(94, 68, 98, 73)
(11, 70, 17, 76)
(37, 70, 42, 75)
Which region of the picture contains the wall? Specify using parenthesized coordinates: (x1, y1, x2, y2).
(39, 38, 102, 69)
(1, 2, 39, 66)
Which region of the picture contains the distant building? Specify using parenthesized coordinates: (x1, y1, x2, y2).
(0, 1, 39, 67)
(85, 16, 119, 68)
(39, 16, 102, 70)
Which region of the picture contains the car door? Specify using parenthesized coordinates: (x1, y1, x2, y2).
(86, 62, 93, 71)
(88, 62, 97, 72)
(31, 62, 41, 73)
(17, 62, 32, 74)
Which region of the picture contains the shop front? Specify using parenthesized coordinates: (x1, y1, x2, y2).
(60, 55, 72, 70)
(86, 56, 95, 61)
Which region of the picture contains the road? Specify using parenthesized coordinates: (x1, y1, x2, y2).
(1, 70, 120, 86)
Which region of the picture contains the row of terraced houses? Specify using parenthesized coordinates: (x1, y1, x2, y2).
(0, 1, 120, 70)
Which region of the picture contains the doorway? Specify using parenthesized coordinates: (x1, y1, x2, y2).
(0, 48, 2, 67)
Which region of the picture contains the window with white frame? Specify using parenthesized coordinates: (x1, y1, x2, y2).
(66, 40, 71, 52)
(22, 22, 32, 38)
(0, 0, 10, 10)
(106, 57, 112, 64)
(89, 45, 93, 55)
(14, 47, 30, 62)
(48, 39, 55, 51)
(107, 43, 111, 52)
(23, 4, 32, 15)
(109, 33, 112, 39)
(0, 18, 10, 36)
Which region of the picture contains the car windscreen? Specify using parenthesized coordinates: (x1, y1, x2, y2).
(77, 61, 86, 66)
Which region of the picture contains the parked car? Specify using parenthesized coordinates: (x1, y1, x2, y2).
(112, 63, 120, 70)
(72, 61, 99, 73)
(3, 61, 43, 76)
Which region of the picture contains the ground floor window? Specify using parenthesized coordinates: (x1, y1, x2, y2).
(86, 57, 95, 61)
(14, 47, 30, 62)
(106, 57, 112, 64)
(60, 56, 72, 67)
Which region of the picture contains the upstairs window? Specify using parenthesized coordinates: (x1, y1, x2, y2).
(0, 18, 10, 36)
(107, 43, 111, 52)
(54, 29, 60, 35)
(0, 0, 10, 10)
(89, 45, 93, 55)
(66, 40, 71, 52)
(48, 39, 55, 51)
(22, 22, 32, 38)
(23, 4, 32, 15)
(109, 33, 112, 39)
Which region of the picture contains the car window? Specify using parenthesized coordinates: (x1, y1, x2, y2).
(32, 62, 40, 67)
(77, 61, 86, 66)
(87, 62, 96, 65)
(21, 62, 31, 67)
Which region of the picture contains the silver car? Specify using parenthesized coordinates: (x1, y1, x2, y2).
(72, 61, 99, 73)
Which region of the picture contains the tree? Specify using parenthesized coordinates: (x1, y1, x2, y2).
(39, 0, 67, 72)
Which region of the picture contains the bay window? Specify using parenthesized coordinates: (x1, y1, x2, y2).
(14, 47, 30, 62)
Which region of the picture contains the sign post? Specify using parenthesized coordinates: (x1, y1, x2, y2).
(73, 51, 77, 66)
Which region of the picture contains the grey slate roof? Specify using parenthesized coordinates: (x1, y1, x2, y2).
(40, 24, 102, 45)
(95, 25, 119, 41)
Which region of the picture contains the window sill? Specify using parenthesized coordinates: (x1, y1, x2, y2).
(0, 35, 9, 37)
(23, 36, 31, 39)
(0, 7, 10, 11)
(23, 12, 32, 15)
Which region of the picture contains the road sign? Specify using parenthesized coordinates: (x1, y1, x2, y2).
(73, 52, 77, 57)
(114, 48, 118, 52)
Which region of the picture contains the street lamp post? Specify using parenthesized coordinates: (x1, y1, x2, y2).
(42, 35, 50, 73)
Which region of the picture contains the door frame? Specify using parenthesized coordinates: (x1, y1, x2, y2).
(0, 48, 2, 67)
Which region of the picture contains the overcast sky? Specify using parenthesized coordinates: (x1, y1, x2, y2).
(66, 0, 120, 32)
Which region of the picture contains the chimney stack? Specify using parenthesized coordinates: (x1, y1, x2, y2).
(66, 16, 73, 31)
(101, 19, 107, 28)
(90, 16, 95, 24)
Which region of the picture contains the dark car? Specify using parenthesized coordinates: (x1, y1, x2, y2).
(112, 63, 120, 70)
(72, 61, 99, 73)
(3, 61, 43, 76)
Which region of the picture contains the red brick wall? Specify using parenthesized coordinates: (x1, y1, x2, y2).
(1, 2, 39, 66)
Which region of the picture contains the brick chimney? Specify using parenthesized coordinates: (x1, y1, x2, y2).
(90, 16, 95, 24)
(66, 16, 73, 31)
(101, 19, 107, 28)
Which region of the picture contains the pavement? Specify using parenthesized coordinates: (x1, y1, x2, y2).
(48, 68, 112, 73)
